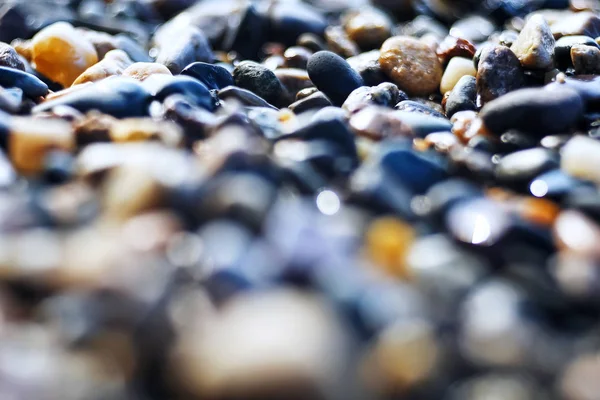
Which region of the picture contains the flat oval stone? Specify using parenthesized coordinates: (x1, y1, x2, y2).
(233, 61, 289, 108)
(510, 14, 555, 70)
(181, 62, 233, 90)
(476, 45, 525, 104)
(33, 77, 151, 118)
(307, 51, 364, 106)
(480, 86, 584, 135)
(445, 75, 477, 117)
(0, 66, 48, 98)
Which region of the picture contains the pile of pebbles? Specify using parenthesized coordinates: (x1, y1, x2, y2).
(1, 0, 600, 399)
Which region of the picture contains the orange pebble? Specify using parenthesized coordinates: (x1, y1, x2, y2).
(365, 216, 415, 279)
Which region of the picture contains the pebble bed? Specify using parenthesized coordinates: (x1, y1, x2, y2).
(0, 0, 599, 399)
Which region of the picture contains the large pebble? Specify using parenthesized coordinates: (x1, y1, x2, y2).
(476, 45, 525, 104)
(0, 66, 48, 98)
(307, 51, 364, 106)
(379, 36, 443, 96)
(342, 7, 393, 50)
(440, 56, 476, 94)
(31, 22, 98, 88)
(510, 14, 555, 70)
(480, 86, 584, 135)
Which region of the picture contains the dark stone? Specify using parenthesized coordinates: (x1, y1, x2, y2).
(274, 68, 313, 102)
(218, 86, 278, 110)
(0, 66, 48, 98)
(43, 150, 74, 185)
(289, 91, 331, 114)
(233, 61, 288, 108)
(554, 35, 599, 69)
(154, 25, 214, 74)
(0, 2, 75, 43)
(268, 2, 327, 47)
(571, 44, 600, 75)
(497, 130, 537, 153)
(480, 86, 584, 135)
(161, 94, 217, 143)
(307, 51, 364, 106)
(445, 75, 477, 117)
(343, 83, 403, 113)
(558, 75, 600, 110)
(395, 100, 445, 118)
(33, 77, 151, 118)
(297, 33, 326, 53)
(0, 42, 24, 71)
(283, 46, 313, 69)
(114, 34, 152, 63)
(147, 75, 217, 111)
(181, 62, 234, 90)
(476, 45, 525, 104)
(391, 110, 452, 137)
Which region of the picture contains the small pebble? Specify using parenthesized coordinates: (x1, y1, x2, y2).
(476, 45, 526, 104)
(181, 62, 234, 91)
(379, 36, 443, 96)
(325, 26, 360, 58)
(440, 56, 476, 94)
(122, 62, 172, 82)
(0, 42, 25, 71)
(72, 49, 133, 86)
(445, 75, 477, 117)
(342, 7, 393, 50)
(561, 135, 600, 184)
(554, 35, 600, 68)
(233, 61, 289, 108)
(571, 44, 600, 74)
(154, 25, 214, 75)
(436, 35, 476, 66)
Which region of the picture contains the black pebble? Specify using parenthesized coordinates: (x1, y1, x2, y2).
(150, 75, 217, 111)
(182, 62, 234, 90)
(445, 75, 477, 117)
(307, 51, 364, 106)
(0, 66, 48, 98)
(233, 61, 288, 108)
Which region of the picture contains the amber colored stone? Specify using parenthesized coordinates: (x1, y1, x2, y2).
(364, 216, 415, 279)
(31, 22, 99, 87)
(518, 197, 561, 226)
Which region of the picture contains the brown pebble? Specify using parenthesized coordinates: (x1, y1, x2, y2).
(379, 36, 443, 96)
(325, 26, 360, 58)
(343, 8, 392, 50)
(283, 46, 312, 69)
(436, 35, 476, 65)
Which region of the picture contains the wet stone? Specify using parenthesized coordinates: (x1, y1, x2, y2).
(476, 45, 525, 104)
(571, 44, 600, 75)
(510, 14, 555, 70)
(307, 51, 364, 106)
(122, 62, 172, 82)
(146, 75, 217, 111)
(181, 62, 234, 91)
(480, 86, 584, 136)
(233, 61, 289, 108)
(0, 66, 48, 99)
(349, 106, 413, 140)
(379, 36, 443, 96)
(445, 75, 477, 117)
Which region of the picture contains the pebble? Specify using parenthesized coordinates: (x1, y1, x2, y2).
(436, 35, 476, 65)
(146, 75, 217, 111)
(393, 110, 452, 137)
(153, 25, 214, 75)
(181, 62, 233, 91)
(445, 75, 477, 117)
(268, 2, 327, 47)
(233, 61, 289, 108)
(72, 49, 133, 86)
(495, 148, 559, 186)
(33, 77, 151, 118)
(347, 50, 387, 86)
(342, 7, 393, 50)
(325, 26, 360, 58)
(440, 56, 476, 94)
(379, 145, 448, 193)
(343, 83, 403, 113)
(395, 100, 446, 118)
(476, 45, 526, 104)
(289, 91, 332, 114)
(561, 135, 600, 184)
(554, 35, 600, 68)
(274, 68, 314, 100)
(31, 22, 98, 88)
(510, 14, 555, 70)
(307, 51, 364, 106)
(0, 66, 49, 99)
(0, 42, 25, 71)
(283, 46, 313, 69)
(122, 62, 172, 82)
(571, 44, 600, 74)
(479, 86, 584, 135)
(379, 36, 443, 96)
(218, 86, 278, 110)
